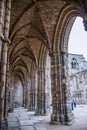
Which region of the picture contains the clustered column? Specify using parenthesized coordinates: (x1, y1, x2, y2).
(8, 76, 14, 112)
(0, 0, 5, 128)
(24, 82, 28, 108)
(50, 51, 62, 124)
(0, 0, 11, 128)
(4, 52, 10, 120)
(61, 51, 73, 124)
(29, 74, 36, 111)
(35, 67, 46, 115)
(50, 50, 73, 125)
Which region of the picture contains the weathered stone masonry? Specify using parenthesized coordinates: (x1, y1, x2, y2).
(0, 0, 11, 128)
(0, 0, 87, 129)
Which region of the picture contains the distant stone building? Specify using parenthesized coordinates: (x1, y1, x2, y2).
(68, 54, 87, 104)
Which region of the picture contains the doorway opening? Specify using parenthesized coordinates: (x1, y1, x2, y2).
(68, 16, 87, 106)
(68, 16, 87, 122)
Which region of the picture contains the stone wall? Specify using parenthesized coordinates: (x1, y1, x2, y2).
(69, 53, 87, 104)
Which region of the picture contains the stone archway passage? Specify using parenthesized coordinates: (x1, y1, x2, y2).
(0, 0, 87, 129)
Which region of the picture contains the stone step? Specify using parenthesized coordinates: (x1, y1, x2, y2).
(20, 126, 35, 130)
(34, 124, 48, 130)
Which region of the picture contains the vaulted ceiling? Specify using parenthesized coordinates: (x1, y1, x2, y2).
(9, 0, 64, 81)
(9, 0, 86, 83)
(10, 0, 45, 81)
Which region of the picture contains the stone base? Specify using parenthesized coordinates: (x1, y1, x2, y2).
(5, 118, 8, 128)
(50, 112, 74, 125)
(63, 104, 74, 125)
(63, 114, 74, 126)
(35, 108, 47, 116)
(50, 120, 61, 125)
(35, 112, 47, 116)
(50, 113, 61, 125)
(28, 108, 35, 111)
(35, 110, 47, 116)
(50, 119, 73, 125)
(0, 120, 7, 130)
(63, 121, 73, 126)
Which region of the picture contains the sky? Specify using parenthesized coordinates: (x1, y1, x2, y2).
(68, 17, 87, 60)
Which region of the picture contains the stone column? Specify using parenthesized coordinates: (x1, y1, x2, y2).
(4, 51, 9, 126)
(23, 81, 27, 108)
(8, 76, 14, 112)
(41, 67, 46, 114)
(35, 67, 46, 115)
(50, 51, 62, 124)
(22, 80, 28, 108)
(29, 75, 36, 111)
(0, 0, 5, 128)
(0, 0, 11, 128)
(35, 71, 37, 111)
(50, 51, 73, 125)
(23, 82, 25, 106)
(32, 76, 36, 111)
(61, 52, 73, 125)
(0, 0, 4, 40)
(26, 81, 30, 109)
(23, 81, 28, 108)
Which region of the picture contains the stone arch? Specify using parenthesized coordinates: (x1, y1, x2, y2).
(50, 2, 85, 124)
(53, 3, 83, 52)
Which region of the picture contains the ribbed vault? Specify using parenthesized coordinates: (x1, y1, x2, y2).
(8, 0, 86, 95)
(1, 0, 87, 128)
(9, 0, 52, 83)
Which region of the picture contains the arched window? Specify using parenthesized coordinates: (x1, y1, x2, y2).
(71, 58, 78, 69)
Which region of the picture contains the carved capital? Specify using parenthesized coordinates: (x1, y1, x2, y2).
(3, 37, 11, 44)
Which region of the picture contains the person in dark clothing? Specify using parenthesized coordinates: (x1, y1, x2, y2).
(74, 100, 76, 108)
(71, 99, 76, 110)
(71, 100, 74, 110)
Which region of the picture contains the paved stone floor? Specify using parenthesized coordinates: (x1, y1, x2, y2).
(6, 105, 87, 130)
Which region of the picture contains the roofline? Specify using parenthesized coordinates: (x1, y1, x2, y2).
(68, 53, 83, 56)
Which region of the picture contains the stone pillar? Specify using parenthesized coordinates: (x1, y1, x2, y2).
(23, 81, 27, 108)
(61, 52, 73, 125)
(50, 51, 62, 124)
(0, 0, 11, 128)
(32, 76, 36, 111)
(4, 52, 9, 127)
(29, 75, 36, 111)
(23, 82, 25, 106)
(8, 76, 14, 112)
(41, 67, 46, 114)
(0, 0, 4, 40)
(35, 71, 37, 111)
(23, 81, 28, 108)
(50, 51, 73, 125)
(45, 65, 52, 114)
(35, 67, 46, 115)
(22, 81, 28, 108)
(0, 1, 5, 124)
